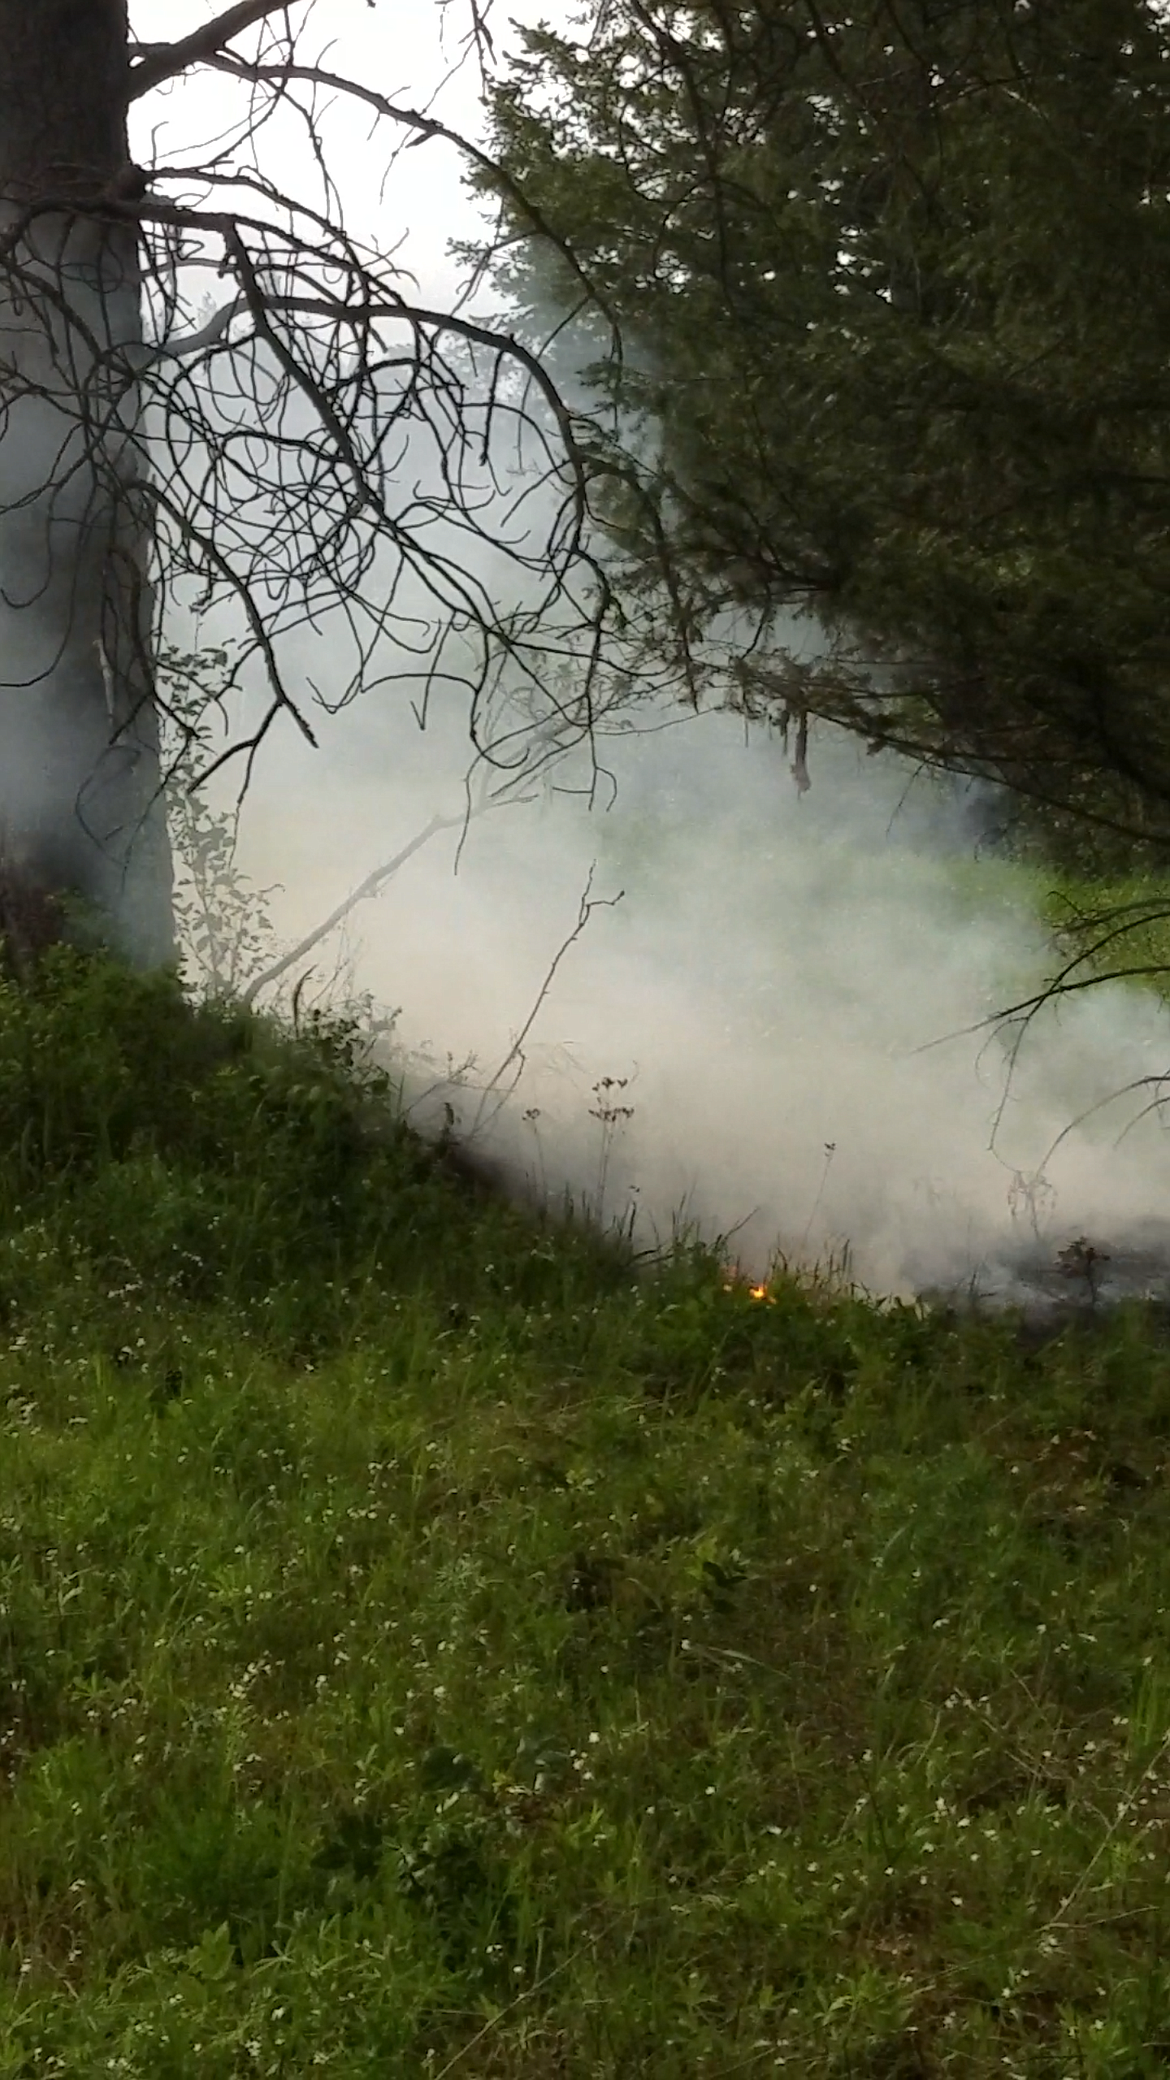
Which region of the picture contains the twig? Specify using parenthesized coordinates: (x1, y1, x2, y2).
(800, 1141, 837, 1256)
(239, 808, 474, 1009)
(1040, 1725, 1170, 1940)
(430, 1946, 584, 2079)
(469, 865, 623, 1138)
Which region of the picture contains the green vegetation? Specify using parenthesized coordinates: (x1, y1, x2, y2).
(1040, 876, 1170, 1004)
(1, 952, 1170, 2074)
(473, 0, 1170, 866)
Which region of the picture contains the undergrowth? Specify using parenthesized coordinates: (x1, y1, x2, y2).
(0, 952, 1168, 2074)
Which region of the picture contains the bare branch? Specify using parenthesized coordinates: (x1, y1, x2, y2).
(128, 2, 293, 101)
(240, 811, 459, 1008)
(196, 55, 625, 341)
(238, 788, 525, 1008)
(469, 865, 623, 1138)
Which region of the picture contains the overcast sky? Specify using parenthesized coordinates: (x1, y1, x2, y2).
(129, 0, 556, 305)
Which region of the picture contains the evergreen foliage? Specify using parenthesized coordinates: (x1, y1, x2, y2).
(470, 0, 1170, 866)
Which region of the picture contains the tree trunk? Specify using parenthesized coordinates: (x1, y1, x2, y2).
(0, 0, 174, 969)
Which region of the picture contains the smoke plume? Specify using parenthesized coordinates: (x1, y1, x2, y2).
(225, 677, 1170, 1304)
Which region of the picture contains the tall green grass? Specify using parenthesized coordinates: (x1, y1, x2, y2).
(0, 951, 1168, 2074)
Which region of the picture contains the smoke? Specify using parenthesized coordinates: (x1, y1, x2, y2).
(224, 675, 1170, 1303)
(119, 17, 1170, 1307)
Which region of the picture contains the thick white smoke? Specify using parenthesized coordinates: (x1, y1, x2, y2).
(226, 681, 1170, 1303)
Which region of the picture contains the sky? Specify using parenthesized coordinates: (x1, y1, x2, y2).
(128, 0, 546, 304)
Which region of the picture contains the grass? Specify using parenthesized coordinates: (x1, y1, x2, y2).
(911, 854, 1170, 1002)
(0, 951, 1169, 2074)
(1039, 873, 1170, 1000)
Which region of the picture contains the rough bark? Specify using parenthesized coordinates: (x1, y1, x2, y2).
(0, 0, 174, 968)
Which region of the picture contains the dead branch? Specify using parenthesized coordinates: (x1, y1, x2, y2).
(468, 863, 623, 1139)
(239, 803, 491, 1008)
(194, 55, 624, 342)
(128, 2, 294, 100)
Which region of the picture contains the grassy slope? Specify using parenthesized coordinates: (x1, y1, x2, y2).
(0, 954, 1169, 2076)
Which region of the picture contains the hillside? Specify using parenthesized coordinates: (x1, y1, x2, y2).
(0, 951, 1168, 2076)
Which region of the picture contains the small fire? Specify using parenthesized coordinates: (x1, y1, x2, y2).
(722, 1271, 775, 1303)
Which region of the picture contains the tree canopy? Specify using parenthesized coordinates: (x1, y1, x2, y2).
(470, 0, 1170, 865)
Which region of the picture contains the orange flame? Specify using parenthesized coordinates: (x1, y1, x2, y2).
(722, 1271, 775, 1303)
